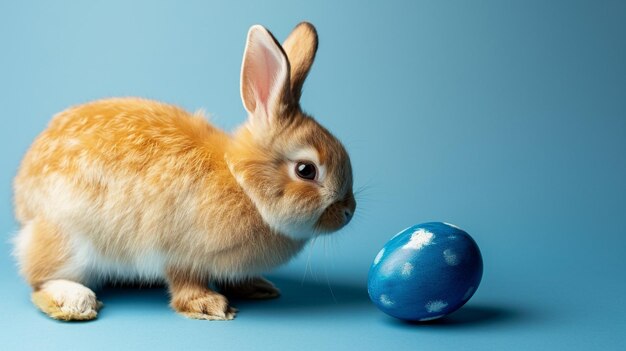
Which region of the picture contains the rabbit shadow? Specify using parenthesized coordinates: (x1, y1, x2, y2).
(94, 275, 371, 317)
(95, 282, 171, 318)
(230, 275, 371, 313)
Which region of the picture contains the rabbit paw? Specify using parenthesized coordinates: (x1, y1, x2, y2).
(174, 291, 237, 321)
(32, 279, 102, 321)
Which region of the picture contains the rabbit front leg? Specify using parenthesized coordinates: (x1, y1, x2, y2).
(218, 277, 281, 300)
(32, 279, 101, 321)
(166, 268, 237, 320)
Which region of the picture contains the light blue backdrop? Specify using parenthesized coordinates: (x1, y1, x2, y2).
(1, 1, 625, 350)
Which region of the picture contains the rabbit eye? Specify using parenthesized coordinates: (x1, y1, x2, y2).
(295, 161, 317, 181)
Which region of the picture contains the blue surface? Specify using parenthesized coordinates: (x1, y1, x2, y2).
(1, 1, 626, 350)
(368, 222, 483, 321)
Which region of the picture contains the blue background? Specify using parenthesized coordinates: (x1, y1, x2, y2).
(1, 1, 625, 350)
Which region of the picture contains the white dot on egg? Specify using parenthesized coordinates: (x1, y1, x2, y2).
(374, 248, 385, 265)
(401, 262, 413, 276)
(443, 248, 459, 266)
(425, 300, 448, 313)
(380, 294, 395, 307)
(402, 228, 434, 250)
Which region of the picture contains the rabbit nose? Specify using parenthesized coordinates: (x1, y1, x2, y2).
(341, 192, 356, 225)
(343, 208, 353, 224)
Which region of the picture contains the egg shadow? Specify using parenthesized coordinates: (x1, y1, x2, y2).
(385, 304, 528, 329)
(94, 275, 371, 317)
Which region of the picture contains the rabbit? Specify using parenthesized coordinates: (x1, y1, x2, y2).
(12, 22, 356, 321)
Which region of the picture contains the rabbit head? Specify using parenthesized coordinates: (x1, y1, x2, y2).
(226, 22, 355, 240)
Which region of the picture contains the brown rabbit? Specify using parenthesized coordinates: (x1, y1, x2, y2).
(12, 22, 355, 321)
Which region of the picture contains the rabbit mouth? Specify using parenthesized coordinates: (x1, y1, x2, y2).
(267, 198, 355, 239)
(315, 196, 356, 234)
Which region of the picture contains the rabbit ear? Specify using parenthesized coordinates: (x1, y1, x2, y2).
(241, 25, 291, 127)
(282, 22, 318, 102)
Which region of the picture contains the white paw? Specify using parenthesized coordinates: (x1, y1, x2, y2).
(33, 279, 101, 321)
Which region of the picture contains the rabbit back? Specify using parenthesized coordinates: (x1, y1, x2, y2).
(14, 98, 301, 284)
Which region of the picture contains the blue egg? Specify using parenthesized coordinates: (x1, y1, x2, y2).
(367, 222, 483, 322)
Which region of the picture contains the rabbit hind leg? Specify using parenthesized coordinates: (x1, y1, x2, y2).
(14, 219, 101, 321)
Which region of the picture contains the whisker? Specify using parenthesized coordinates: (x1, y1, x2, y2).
(322, 236, 337, 304)
(302, 236, 317, 285)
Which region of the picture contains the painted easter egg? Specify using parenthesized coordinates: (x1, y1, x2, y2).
(367, 222, 483, 322)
